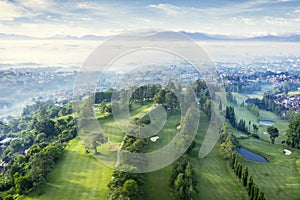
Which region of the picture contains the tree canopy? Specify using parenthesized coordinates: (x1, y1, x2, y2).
(267, 126, 279, 144)
(286, 117, 300, 148)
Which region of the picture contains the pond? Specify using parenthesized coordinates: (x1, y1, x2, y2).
(259, 120, 275, 126)
(237, 147, 268, 163)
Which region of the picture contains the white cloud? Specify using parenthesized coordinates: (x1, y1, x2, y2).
(76, 2, 99, 9)
(277, 0, 294, 2)
(0, 0, 300, 38)
(148, 1, 267, 18)
(264, 16, 294, 25)
(19, 23, 95, 37)
(149, 4, 185, 16)
(0, 1, 28, 21)
(18, 0, 53, 11)
(242, 18, 256, 25)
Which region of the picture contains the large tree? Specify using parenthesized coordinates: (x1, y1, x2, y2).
(267, 126, 279, 144)
(83, 131, 107, 154)
(226, 106, 236, 127)
(122, 179, 140, 200)
(33, 119, 57, 137)
(286, 117, 300, 148)
(77, 97, 95, 128)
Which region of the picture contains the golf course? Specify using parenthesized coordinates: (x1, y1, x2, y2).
(21, 98, 300, 200)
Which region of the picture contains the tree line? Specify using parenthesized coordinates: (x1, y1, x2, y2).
(246, 94, 286, 117)
(232, 156, 266, 200)
(220, 125, 266, 200)
(286, 117, 300, 148)
(0, 104, 77, 199)
(225, 80, 262, 94)
(108, 136, 146, 200)
(169, 154, 198, 200)
(225, 106, 249, 134)
(225, 106, 280, 143)
(94, 80, 212, 119)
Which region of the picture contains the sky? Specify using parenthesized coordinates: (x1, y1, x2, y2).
(1, 0, 300, 37)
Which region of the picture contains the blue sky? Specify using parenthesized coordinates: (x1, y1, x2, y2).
(0, 0, 300, 37)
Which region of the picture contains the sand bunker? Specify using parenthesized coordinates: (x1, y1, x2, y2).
(109, 144, 119, 151)
(150, 136, 159, 142)
(283, 149, 292, 155)
(177, 125, 181, 130)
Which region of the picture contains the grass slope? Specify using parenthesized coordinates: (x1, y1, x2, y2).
(231, 92, 300, 199)
(142, 112, 180, 200)
(238, 138, 300, 200)
(192, 114, 244, 200)
(232, 92, 289, 142)
(192, 146, 245, 200)
(23, 138, 112, 200)
(143, 111, 245, 199)
(144, 166, 173, 200)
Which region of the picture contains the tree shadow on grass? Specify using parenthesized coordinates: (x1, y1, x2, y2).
(28, 179, 106, 200)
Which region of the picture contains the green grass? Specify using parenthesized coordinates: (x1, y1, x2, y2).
(192, 113, 245, 200)
(143, 111, 245, 199)
(143, 166, 173, 200)
(231, 93, 289, 143)
(143, 112, 180, 152)
(258, 110, 289, 142)
(231, 92, 300, 199)
(23, 101, 300, 200)
(130, 103, 154, 119)
(296, 157, 300, 175)
(238, 138, 300, 200)
(192, 146, 245, 200)
(96, 103, 154, 144)
(23, 138, 113, 200)
(142, 111, 180, 200)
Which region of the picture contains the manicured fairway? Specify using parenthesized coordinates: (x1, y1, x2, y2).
(23, 138, 113, 200)
(238, 138, 300, 200)
(143, 166, 173, 200)
(23, 101, 300, 200)
(142, 111, 180, 200)
(192, 113, 245, 200)
(232, 92, 289, 142)
(143, 111, 245, 199)
(258, 110, 289, 141)
(229, 93, 300, 199)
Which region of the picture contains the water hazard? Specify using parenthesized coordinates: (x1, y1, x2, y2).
(237, 147, 268, 163)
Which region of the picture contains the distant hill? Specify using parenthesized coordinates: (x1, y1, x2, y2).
(0, 33, 36, 40)
(0, 33, 109, 40)
(245, 34, 300, 42)
(48, 34, 109, 40)
(0, 31, 300, 42)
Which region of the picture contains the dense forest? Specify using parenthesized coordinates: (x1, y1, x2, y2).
(0, 103, 75, 199)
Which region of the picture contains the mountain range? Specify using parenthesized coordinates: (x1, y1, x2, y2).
(1, 31, 300, 42)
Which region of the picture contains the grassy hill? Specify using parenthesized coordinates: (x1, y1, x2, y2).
(22, 139, 113, 200)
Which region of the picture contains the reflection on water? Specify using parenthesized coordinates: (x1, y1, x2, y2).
(237, 147, 268, 163)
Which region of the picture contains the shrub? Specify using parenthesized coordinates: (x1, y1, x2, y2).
(251, 133, 259, 139)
